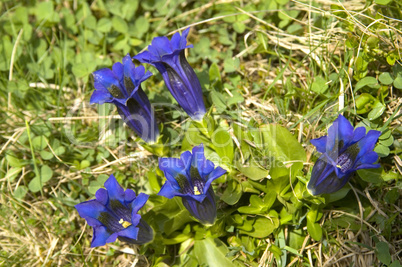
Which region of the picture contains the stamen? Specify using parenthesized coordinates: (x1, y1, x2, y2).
(119, 218, 132, 228)
(194, 186, 201, 195)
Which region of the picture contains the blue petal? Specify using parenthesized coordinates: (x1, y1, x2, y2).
(112, 62, 124, 85)
(179, 28, 191, 49)
(103, 174, 125, 202)
(159, 157, 186, 185)
(180, 151, 193, 173)
(117, 225, 139, 240)
(170, 31, 182, 50)
(355, 163, 381, 170)
(357, 151, 379, 165)
(90, 89, 112, 105)
(124, 189, 136, 203)
(158, 181, 178, 199)
(133, 51, 154, 64)
(131, 193, 149, 215)
(150, 36, 173, 57)
(93, 68, 122, 93)
(310, 136, 327, 153)
(307, 156, 352, 195)
(75, 199, 106, 220)
(204, 166, 226, 191)
(85, 217, 103, 227)
(356, 130, 381, 158)
(90, 226, 111, 247)
(95, 188, 108, 205)
(351, 127, 366, 143)
(191, 145, 214, 177)
(326, 115, 354, 151)
(116, 94, 159, 142)
(182, 187, 216, 224)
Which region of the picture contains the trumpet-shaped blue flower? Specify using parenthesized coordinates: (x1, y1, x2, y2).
(90, 54, 158, 142)
(158, 144, 226, 224)
(133, 28, 206, 121)
(75, 175, 153, 247)
(307, 115, 381, 195)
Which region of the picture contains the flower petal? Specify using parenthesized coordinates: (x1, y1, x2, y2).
(310, 136, 327, 153)
(327, 115, 354, 150)
(358, 151, 379, 165)
(182, 187, 216, 224)
(159, 157, 186, 187)
(357, 130, 381, 158)
(95, 188, 108, 205)
(131, 193, 149, 215)
(157, 181, 178, 199)
(90, 226, 111, 247)
(75, 199, 107, 220)
(351, 126, 366, 143)
(90, 89, 112, 105)
(103, 174, 125, 202)
(203, 166, 226, 193)
(112, 62, 124, 85)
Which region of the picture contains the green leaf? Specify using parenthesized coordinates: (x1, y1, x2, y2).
(311, 76, 329, 94)
(211, 127, 234, 166)
(35, 2, 54, 22)
(210, 90, 227, 112)
(393, 75, 402, 89)
(355, 93, 377, 114)
(357, 168, 383, 184)
(368, 101, 385, 120)
(239, 215, 280, 238)
(164, 209, 193, 236)
(259, 124, 306, 179)
(88, 174, 109, 194)
(83, 15, 97, 29)
(375, 0, 392, 5)
(5, 167, 22, 182)
(389, 261, 402, 267)
(209, 63, 221, 85)
(375, 242, 391, 265)
(134, 16, 149, 35)
(233, 22, 246, 33)
(97, 18, 112, 32)
(41, 165, 53, 183)
(379, 134, 394, 146)
(32, 135, 48, 151)
(112, 16, 128, 33)
(307, 220, 322, 241)
(6, 154, 24, 168)
(379, 72, 394, 85)
(325, 187, 350, 203)
(221, 179, 242, 205)
(14, 186, 28, 199)
(374, 144, 390, 157)
(194, 237, 239, 267)
(236, 158, 269, 180)
(28, 165, 53, 193)
(40, 150, 54, 160)
(147, 170, 161, 193)
(354, 76, 379, 92)
(72, 63, 90, 78)
(224, 57, 240, 73)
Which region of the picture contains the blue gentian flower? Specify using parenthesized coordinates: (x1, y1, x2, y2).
(90, 54, 159, 142)
(75, 175, 153, 247)
(158, 144, 226, 224)
(133, 28, 206, 121)
(307, 115, 381, 195)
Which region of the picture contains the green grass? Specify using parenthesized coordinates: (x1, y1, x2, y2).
(1, 0, 401, 266)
